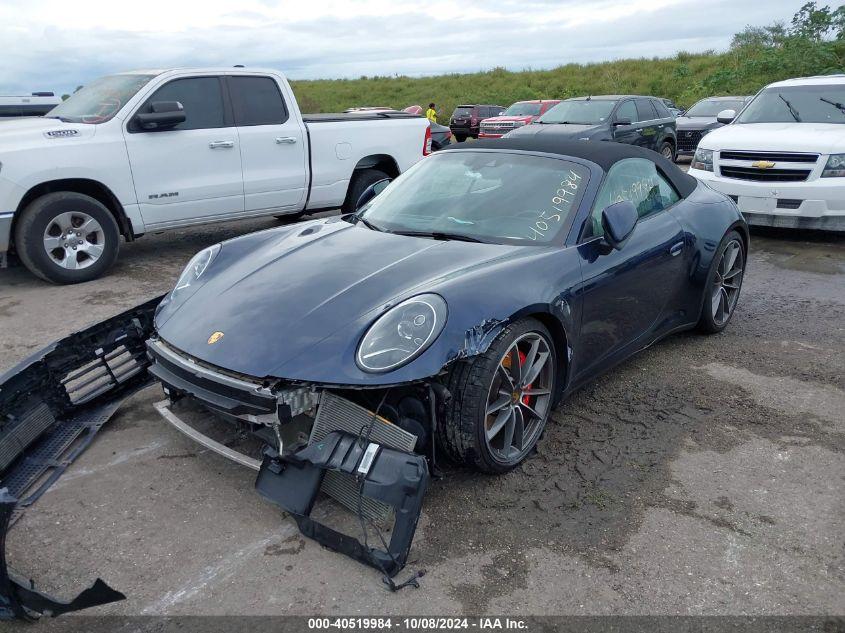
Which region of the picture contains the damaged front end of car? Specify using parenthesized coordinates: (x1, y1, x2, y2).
(0, 296, 465, 618)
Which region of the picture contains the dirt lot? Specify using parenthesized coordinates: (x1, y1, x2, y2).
(1, 208, 843, 617)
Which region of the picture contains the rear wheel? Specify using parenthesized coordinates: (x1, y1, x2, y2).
(14, 192, 120, 284)
(440, 318, 557, 473)
(341, 169, 390, 214)
(659, 141, 675, 162)
(455, 134, 467, 143)
(697, 230, 745, 333)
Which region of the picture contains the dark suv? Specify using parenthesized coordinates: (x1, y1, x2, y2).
(506, 95, 677, 160)
(450, 104, 505, 141)
(675, 96, 750, 158)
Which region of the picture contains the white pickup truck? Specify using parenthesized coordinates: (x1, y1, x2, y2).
(0, 68, 431, 283)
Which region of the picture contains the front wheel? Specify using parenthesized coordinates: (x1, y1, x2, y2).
(14, 192, 120, 284)
(439, 318, 557, 473)
(697, 230, 745, 333)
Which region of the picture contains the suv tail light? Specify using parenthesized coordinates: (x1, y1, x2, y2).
(423, 125, 432, 156)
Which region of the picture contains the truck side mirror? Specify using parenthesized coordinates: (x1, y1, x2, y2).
(355, 178, 391, 211)
(601, 201, 638, 250)
(716, 109, 736, 125)
(134, 101, 186, 131)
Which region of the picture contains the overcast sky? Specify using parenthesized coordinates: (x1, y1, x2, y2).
(0, 0, 816, 96)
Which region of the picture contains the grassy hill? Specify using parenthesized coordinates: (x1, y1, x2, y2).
(290, 5, 845, 117)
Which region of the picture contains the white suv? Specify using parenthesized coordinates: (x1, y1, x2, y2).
(689, 75, 845, 232)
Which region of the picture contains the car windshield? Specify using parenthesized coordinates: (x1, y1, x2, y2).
(503, 102, 543, 116)
(685, 99, 746, 117)
(736, 85, 845, 124)
(358, 151, 590, 245)
(46, 74, 154, 124)
(538, 99, 616, 124)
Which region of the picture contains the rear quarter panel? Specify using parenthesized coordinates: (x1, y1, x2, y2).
(669, 182, 748, 321)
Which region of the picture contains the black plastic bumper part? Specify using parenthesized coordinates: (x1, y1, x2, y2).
(256, 431, 429, 578)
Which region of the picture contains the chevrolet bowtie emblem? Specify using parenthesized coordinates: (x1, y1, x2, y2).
(207, 331, 225, 345)
(752, 160, 776, 169)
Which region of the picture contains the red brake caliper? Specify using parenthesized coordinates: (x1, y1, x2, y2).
(518, 350, 533, 406)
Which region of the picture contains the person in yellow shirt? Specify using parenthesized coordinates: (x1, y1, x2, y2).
(426, 103, 437, 124)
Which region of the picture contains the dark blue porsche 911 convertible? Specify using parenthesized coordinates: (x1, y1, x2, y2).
(0, 137, 747, 616)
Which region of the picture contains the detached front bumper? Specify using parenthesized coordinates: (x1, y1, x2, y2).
(691, 169, 845, 232)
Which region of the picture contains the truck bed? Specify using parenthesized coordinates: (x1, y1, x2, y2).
(303, 112, 422, 123)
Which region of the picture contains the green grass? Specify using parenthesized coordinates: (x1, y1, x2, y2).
(289, 38, 845, 117)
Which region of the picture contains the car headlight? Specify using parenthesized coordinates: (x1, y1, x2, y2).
(175, 244, 220, 291)
(356, 294, 447, 373)
(822, 153, 845, 178)
(691, 148, 714, 172)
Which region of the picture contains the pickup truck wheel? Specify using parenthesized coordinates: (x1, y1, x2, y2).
(439, 318, 557, 474)
(14, 192, 120, 284)
(341, 169, 390, 214)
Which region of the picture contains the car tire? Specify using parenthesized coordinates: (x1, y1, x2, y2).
(697, 229, 745, 334)
(341, 169, 390, 214)
(455, 134, 466, 143)
(439, 318, 557, 474)
(659, 141, 676, 162)
(14, 192, 121, 284)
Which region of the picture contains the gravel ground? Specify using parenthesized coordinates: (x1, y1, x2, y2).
(0, 205, 843, 617)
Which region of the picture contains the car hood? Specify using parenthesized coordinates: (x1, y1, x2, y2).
(676, 116, 719, 130)
(507, 123, 604, 138)
(483, 115, 534, 123)
(699, 122, 845, 154)
(155, 218, 528, 380)
(0, 117, 96, 146)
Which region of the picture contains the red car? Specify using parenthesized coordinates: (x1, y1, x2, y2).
(478, 99, 561, 138)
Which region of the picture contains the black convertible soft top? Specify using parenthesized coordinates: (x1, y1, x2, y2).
(445, 138, 698, 198)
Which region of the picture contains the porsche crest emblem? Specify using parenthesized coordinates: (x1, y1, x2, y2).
(207, 331, 225, 345)
(751, 160, 776, 169)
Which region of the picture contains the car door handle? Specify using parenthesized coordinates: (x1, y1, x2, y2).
(209, 140, 234, 149)
(669, 241, 685, 256)
(275, 136, 297, 144)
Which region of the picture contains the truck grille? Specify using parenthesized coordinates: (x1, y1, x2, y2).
(719, 150, 819, 163)
(481, 121, 515, 131)
(677, 130, 703, 152)
(719, 166, 811, 182)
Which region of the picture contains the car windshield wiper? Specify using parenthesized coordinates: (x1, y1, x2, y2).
(341, 213, 384, 232)
(392, 230, 491, 243)
(778, 94, 801, 122)
(819, 97, 845, 116)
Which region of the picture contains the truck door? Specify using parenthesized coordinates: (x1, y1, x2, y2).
(227, 75, 307, 214)
(124, 76, 244, 228)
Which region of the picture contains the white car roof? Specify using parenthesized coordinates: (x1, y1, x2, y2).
(116, 67, 281, 77)
(766, 74, 845, 88)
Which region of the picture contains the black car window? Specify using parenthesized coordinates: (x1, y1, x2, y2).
(585, 158, 680, 239)
(635, 99, 657, 122)
(653, 99, 672, 118)
(615, 100, 637, 123)
(453, 106, 473, 117)
(139, 77, 225, 130)
(229, 76, 288, 126)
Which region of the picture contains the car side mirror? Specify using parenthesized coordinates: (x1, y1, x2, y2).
(601, 201, 638, 250)
(134, 101, 186, 131)
(355, 178, 391, 211)
(716, 109, 736, 124)
(612, 118, 632, 127)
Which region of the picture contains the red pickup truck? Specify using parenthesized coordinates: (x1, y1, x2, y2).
(478, 99, 561, 138)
